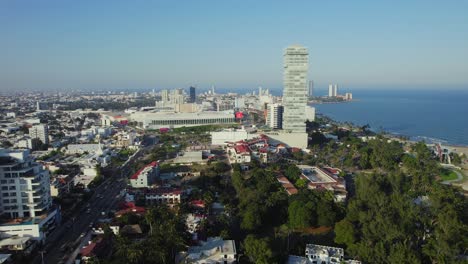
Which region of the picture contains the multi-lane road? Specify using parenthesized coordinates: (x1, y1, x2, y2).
(36, 173, 126, 264)
(32, 136, 157, 264)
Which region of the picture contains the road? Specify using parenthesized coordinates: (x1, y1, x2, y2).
(37, 176, 126, 264)
(32, 137, 157, 264)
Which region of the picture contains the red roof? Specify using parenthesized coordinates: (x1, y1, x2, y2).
(80, 237, 103, 257)
(130, 161, 158, 180)
(276, 176, 298, 195)
(234, 144, 250, 154)
(116, 206, 146, 217)
(190, 200, 205, 208)
(119, 201, 136, 209)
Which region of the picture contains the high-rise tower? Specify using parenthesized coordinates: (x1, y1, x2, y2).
(282, 45, 308, 132)
(189, 86, 196, 103)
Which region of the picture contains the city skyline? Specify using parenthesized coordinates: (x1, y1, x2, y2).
(1, 1, 468, 91)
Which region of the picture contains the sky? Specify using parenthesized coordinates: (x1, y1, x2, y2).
(1, 0, 468, 92)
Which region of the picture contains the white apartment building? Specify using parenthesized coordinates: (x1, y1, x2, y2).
(328, 84, 338, 97)
(266, 103, 284, 129)
(130, 161, 159, 188)
(283, 45, 308, 133)
(28, 124, 49, 145)
(0, 149, 52, 218)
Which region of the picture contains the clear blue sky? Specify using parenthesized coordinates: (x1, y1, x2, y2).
(1, 0, 467, 92)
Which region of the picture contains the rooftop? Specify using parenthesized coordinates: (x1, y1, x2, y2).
(130, 161, 158, 180)
(183, 237, 236, 263)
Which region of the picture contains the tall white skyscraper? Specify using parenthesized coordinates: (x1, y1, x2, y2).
(282, 45, 308, 132)
(29, 124, 49, 145)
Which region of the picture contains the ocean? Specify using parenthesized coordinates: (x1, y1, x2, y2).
(312, 89, 468, 146)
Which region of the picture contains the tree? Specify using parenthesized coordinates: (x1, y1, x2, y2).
(241, 204, 262, 231)
(334, 219, 356, 246)
(288, 200, 312, 229)
(243, 235, 273, 264)
(284, 165, 301, 182)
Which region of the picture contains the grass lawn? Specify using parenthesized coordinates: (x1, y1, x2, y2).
(440, 168, 458, 181)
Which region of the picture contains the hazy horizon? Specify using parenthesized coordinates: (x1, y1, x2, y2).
(1, 0, 468, 91)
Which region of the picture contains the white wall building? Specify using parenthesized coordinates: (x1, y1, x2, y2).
(29, 124, 49, 145)
(266, 104, 284, 129)
(145, 188, 182, 206)
(305, 106, 316, 122)
(210, 128, 256, 145)
(176, 237, 237, 264)
(0, 208, 58, 241)
(283, 45, 308, 133)
(0, 149, 52, 218)
(130, 111, 236, 129)
(66, 144, 103, 155)
(130, 161, 159, 188)
(328, 84, 338, 97)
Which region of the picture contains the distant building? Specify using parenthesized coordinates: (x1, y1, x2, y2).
(345, 93, 353, 100)
(283, 45, 308, 133)
(29, 124, 49, 145)
(308, 80, 314, 97)
(189, 86, 196, 103)
(328, 84, 338, 97)
(266, 103, 283, 129)
(66, 144, 103, 155)
(36, 102, 47, 111)
(0, 149, 52, 218)
(161, 89, 170, 102)
(130, 111, 236, 129)
(130, 161, 159, 188)
(176, 237, 237, 264)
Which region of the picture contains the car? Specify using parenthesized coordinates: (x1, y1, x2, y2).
(79, 232, 86, 238)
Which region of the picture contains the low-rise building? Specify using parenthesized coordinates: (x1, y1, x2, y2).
(176, 237, 237, 264)
(66, 143, 104, 155)
(129, 161, 159, 188)
(297, 165, 347, 202)
(145, 188, 182, 207)
(287, 244, 361, 264)
(227, 142, 251, 163)
(276, 175, 298, 195)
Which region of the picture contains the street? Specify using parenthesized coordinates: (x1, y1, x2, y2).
(32, 138, 156, 264)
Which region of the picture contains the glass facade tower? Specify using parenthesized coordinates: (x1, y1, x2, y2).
(282, 45, 308, 132)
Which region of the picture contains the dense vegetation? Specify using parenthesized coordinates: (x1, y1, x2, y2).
(334, 142, 468, 263)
